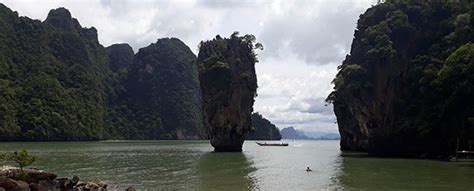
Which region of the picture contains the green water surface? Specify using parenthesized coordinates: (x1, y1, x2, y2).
(0, 140, 472, 190)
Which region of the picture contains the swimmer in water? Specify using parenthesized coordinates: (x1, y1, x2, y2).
(306, 167, 312, 172)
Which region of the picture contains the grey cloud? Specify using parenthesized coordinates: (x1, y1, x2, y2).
(196, 0, 259, 9)
(272, 116, 320, 125)
(271, 113, 336, 128)
(299, 98, 333, 115)
(304, 106, 332, 115)
(96, 0, 259, 53)
(260, 0, 369, 65)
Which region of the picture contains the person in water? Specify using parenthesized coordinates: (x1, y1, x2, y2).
(306, 167, 312, 172)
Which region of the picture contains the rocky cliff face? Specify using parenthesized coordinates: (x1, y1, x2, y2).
(197, 33, 260, 151)
(328, 1, 474, 156)
(246, 113, 281, 140)
(105, 39, 204, 140)
(126, 38, 203, 139)
(106, 44, 134, 73)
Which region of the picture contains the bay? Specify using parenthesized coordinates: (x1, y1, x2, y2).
(0, 140, 472, 190)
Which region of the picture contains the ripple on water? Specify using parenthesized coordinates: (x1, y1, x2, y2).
(0, 140, 473, 190)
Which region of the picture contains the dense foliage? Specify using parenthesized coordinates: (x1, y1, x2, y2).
(0, 5, 204, 141)
(110, 38, 204, 139)
(327, 1, 474, 156)
(0, 4, 262, 143)
(246, 113, 281, 140)
(0, 6, 110, 140)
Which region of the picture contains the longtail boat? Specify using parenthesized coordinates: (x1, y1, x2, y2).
(256, 142, 289, 146)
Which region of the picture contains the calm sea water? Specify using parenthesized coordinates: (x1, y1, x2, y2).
(0, 140, 472, 190)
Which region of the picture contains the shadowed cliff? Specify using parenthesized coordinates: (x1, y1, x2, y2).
(246, 113, 281, 140)
(125, 38, 203, 139)
(327, 1, 474, 157)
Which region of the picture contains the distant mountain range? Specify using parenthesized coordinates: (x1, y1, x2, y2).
(280, 127, 340, 140)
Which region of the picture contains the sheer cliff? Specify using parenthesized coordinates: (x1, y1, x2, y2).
(327, 1, 474, 156)
(123, 38, 204, 139)
(197, 32, 261, 151)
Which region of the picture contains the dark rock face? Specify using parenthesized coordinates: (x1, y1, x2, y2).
(125, 38, 204, 139)
(246, 113, 281, 140)
(106, 44, 134, 73)
(104, 39, 204, 140)
(197, 33, 259, 151)
(327, 1, 474, 156)
(44, 7, 78, 30)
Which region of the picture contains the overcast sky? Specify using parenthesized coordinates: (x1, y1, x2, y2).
(1, 0, 376, 134)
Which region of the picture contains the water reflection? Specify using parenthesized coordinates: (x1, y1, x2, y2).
(196, 152, 257, 190)
(328, 154, 344, 190)
(335, 154, 474, 190)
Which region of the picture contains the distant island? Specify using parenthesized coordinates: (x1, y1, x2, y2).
(280, 127, 339, 140)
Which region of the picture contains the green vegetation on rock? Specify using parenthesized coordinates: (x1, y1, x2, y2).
(327, 1, 474, 156)
(0, 4, 204, 141)
(246, 113, 281, 140)
(198, 32, 261, 151)
(114, 38, 204, 139)
(0, 6, 110, 141)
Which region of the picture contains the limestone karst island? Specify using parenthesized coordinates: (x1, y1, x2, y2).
(0, 0, 473, 190)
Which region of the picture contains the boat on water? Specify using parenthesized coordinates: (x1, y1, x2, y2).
(450, 150, 474, 162)
(450, 139, 474, 162)
(256, 142, 289, 146)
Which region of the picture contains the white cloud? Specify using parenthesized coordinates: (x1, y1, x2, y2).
(254, 54, 338, 132)
(0, 0, 376, 133)
(259, 0, 375, 65)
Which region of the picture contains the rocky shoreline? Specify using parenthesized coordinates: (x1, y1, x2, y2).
(0, 166, 107, 191)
